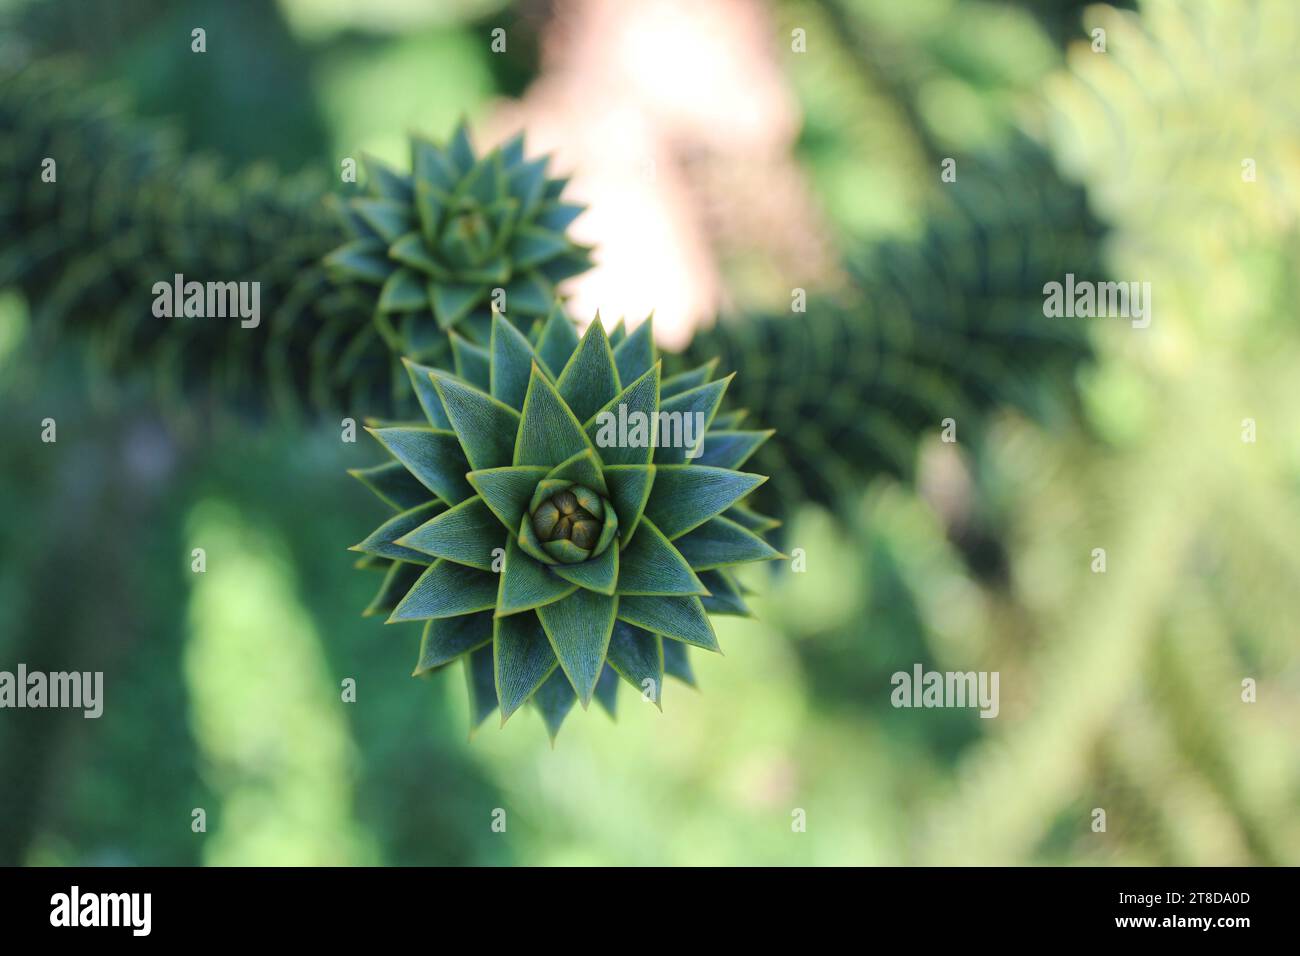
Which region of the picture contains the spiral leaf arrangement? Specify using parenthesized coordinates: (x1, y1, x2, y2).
(350, 307, 781, 738)
(324, 123, 593, 368)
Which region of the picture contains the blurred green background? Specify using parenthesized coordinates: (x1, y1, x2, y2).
(1, 0, 1297, 865)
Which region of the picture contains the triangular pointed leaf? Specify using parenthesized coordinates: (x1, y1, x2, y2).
(349, 460, 433, 512)
(353, 198, 412, 243)
(654, 376, 731, 464)
(537, 248, 591, 284)
(391, 230, 448, 277)
(710, 409, 749, 430)
(396, 495, 505, 571)
(545, 448, 608, 495)
(412, 135, 457, 190)
(432, 373, 519, 470)
(514, 364, 595, 467)
(508, 156, 548, 216)
(490, 311, 538, 410)
(672, 515, 783, 570)
(617, 595, 718, 652)
(661, 638, 697, 687)
(694, 430, 773, 470)
(501, 271, 554, 316)
(538, 202, 585, 234)
(465, 645, 498, 730)
(430, 280, 487, 330)
(323, 238, 392, 285)
(449, 333, 491, 390)
(585, 364, 661, 466)
(725, 503, 781, 534)
(511, 225, 572, 269)
(414, 611, 493, 674)
(557, 319, 620, 423)
(643, 465, 766, 540)
(497, 537, 579, 616)
(551, 540, 618, 595)
(499, 132, 525, 169)
(593, 665, 620, 717)
(364, 561, 425, 617)
(401, 358, 452, 429)
(661, 360, 719, 398)
(613, 318, 655, 385)
(369, 426, 474, 504)
(362, 153, 413, 201)
(412, 180, 447, 245)
(494, 611, 559, 720)
(534, 303, 580, 375)
(352, 501, 442, 563)
(390, 559, 499, 621)
(614, 516, 707, 596)
(447, 121, 477, 176)
(697, 569, 753, 617)
(536, 589, 618, 706)
(467, 465, 548, 533)
(461, 153, 500, 206)
(601, 464, 655, 546)
(532, 668, 578, 742)
(605, 621, 663, 708)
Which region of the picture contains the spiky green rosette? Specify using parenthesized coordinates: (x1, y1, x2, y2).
(350, 307, 782, 739)
(324, 123, 593, 368)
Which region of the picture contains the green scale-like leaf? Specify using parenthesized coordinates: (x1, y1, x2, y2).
(364, 561, 424, 618)
(514, 363, 595, 467)
(390, 559, 498, 622)
(401, 357, 453, 429)
(672, 515, 783, 570)
(618, 595, 719, 652)
(698, 569, 752, 617)
(661, 638, 696, 687)
(494, 611, 559, 721)
(552, 534, 619, 594)
(431, 372, 519, 469)
(601, 464, 656, 545)
(613, 319, 655, 384)
(532, 304, 581, 377)
(642, 465, 766, 540)
(654, 375, 731, 465)
(606, 622, 664, 708)
(533, 669, 579, 743)
(415, 612, 493, 674)
(585, 364, 660, 467)
(464, 645, 498, 731)
(497, 537, 579, 616)
(349, 460, 431, 511)
(352, 500, 442, 564)
(396, 496, 504, 571)
(537, 588, 618, 705)
(327, 122, 592, 364)
(368, 426, 473, 504)
(468, 465, 549, 531)
(693, 430, 773, 470)
(614, 517, 706, 596)
(490, 312, 536, 408)
(557, 318, 621, 423)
